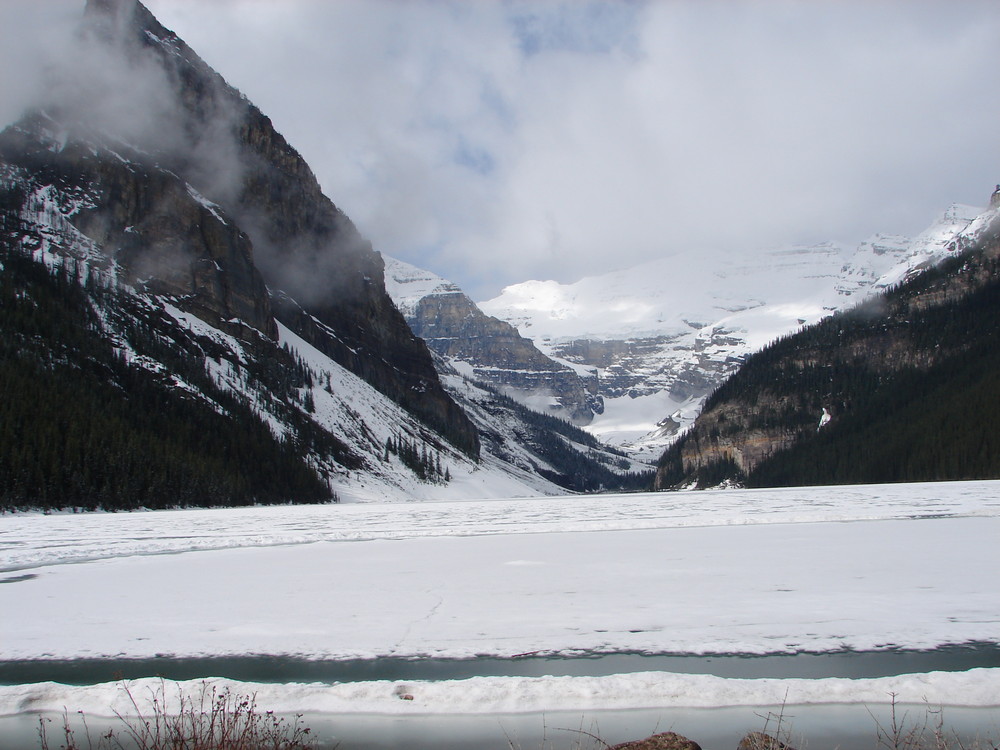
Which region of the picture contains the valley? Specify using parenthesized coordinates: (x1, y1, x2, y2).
(2, 2, 1000, 747)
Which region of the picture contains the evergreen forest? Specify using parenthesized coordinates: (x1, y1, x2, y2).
(0, 243, 340, 511)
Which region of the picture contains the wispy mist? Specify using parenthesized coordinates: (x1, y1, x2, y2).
(10, 0, 1000, 302)
(0, 1, 81, 131)
(1, 0, 376, 307)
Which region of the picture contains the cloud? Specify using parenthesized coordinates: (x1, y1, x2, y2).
(469, 0, 1000, 296)
(0, 1, 82, 130)
(11, 1, 1000, 303)
(1, 0, 244, 189)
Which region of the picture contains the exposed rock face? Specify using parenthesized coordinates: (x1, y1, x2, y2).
(385, 257, 598, 424)
(610, 731, 702, 750)
(553, 332, 742, 402)
(675, 398, 803, 478)
(0, 114, 275, 340)
(74, 0, 478, 457)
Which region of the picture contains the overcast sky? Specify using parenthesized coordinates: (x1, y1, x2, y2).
(5, 1, 1000, 301)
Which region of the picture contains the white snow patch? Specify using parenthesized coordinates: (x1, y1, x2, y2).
(383, 255, 464, 317)
(185, 184, 228, 225)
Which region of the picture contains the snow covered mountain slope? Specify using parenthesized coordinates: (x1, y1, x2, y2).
(75, 0, 479, 458)
(655, 202, 1000, 489)
(384, 258, 650, 490)
(2, 0, 627, 506)
(480, 204, 987, 459)
(0, 138, 557, 505)
(384, 256, 598, 423)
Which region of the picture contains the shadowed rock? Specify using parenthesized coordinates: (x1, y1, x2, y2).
(610, 731, 702, 750)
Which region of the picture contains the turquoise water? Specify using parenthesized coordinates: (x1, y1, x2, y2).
(5, 703, 1000, 750)
(3, 647, 999, 749)
(3, 644, 1000, 685)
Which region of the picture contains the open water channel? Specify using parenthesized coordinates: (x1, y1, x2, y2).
(2, 647, 1000, 749)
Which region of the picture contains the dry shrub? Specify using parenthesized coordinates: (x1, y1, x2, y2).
(37, 680, 315, 750)
(871, 693, 999, 750)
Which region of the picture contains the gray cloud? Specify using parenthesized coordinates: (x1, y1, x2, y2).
(0, 1, 82, 129)
(1, 0, 248, 198)
(10, 0, 1000, 302)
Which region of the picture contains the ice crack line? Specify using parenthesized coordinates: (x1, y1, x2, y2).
(391, 590, 444, 655)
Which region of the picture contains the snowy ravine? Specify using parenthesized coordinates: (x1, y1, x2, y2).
(480, 204, 995, 458)
(1, 480, 999, 720)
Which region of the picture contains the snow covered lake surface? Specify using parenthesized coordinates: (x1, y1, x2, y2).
(1, 480, 999, 744)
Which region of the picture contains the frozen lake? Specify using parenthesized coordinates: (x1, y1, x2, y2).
(1, 481, 999, 747)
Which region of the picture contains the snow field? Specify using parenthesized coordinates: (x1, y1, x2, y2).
(2, 517, 998, 662)
(3, 480, 998, 572)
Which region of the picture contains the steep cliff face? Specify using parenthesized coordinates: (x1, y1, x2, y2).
(0, 113, 275, 340)
(380, 258, 651, 490)
(385, 257, 598, 424)
(655, 205, 1000, 489)
(73, 0, 478, 457)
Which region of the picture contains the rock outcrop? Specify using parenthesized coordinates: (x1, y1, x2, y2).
(1, 113, 275, 340)
(610, 731, 702, 750)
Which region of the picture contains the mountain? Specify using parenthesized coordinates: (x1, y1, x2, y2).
(76, 0, 477, 457)
(5, 0, 990, 506)
(1, 106, 517, 507)
(654, 200, 1000, 489)
(0, 0, 585, 508)
(383, 257, 651, 491)
(433, 362, 652, 493)
(384, 256, 599, 423)
(480, 205, 984, 460)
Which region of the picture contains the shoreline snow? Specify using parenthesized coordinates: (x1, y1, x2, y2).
(2, 669, 1000, 719)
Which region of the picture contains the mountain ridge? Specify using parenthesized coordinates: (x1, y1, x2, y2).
(384, 255, 599, 424)
(0, 0, 499, 507)
(479, 203, 986, 458)
(1, 0, 656, 507)
(654, 201, 1000, 489)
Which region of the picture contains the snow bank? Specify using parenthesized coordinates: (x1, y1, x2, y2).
(3, 669, 999, 719)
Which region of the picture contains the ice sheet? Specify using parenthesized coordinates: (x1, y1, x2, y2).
(1, 487, 999, 661)
(3, 480, 998, 572)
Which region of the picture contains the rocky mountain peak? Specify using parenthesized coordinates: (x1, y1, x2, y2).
(385, 257, 600, 424)
(84, 0, 168, 39)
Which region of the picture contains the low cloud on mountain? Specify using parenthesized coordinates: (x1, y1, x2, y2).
(8, 1, 1000, 302)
